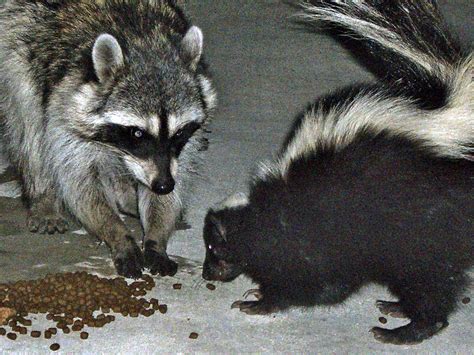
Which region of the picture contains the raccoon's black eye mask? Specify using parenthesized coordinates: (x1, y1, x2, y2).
(90, 121, 201, 157)
(90, 123, 155, 158)
(170, 122, 201, 155)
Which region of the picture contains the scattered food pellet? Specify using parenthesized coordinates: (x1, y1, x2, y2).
(50, 343, 60, 351)
(31, 330, 41, 338)
(189, 332, 199, 339)
(173, 283, 182, 290)
(19, 326, 27, 335)
(206, 283, 216, 291)
(378, 317, 388, 324)
(62, 326, 71, 334)
(462, 297, 470, 304)
(0, 271, 163, 347)
(0, 307, 16, 325)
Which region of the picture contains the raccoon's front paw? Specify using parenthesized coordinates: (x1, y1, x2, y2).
(27, 213, 69, 234)
(113, 239, 144, 279)
(144, 248, 178, 277)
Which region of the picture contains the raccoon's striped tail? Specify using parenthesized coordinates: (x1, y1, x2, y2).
(300, 0, 473, 160)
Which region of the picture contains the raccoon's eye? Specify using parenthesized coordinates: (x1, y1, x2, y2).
(131, 128, 144, 139)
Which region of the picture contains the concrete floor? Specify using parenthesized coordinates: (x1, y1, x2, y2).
(0, 0, 472, 353)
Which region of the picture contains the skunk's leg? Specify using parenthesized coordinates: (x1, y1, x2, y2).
(376, 300, 408, 318)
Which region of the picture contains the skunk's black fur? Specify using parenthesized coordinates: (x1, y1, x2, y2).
(202, 0, 473, 345)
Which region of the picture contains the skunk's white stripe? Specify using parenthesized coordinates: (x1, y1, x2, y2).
(259, 55, 473, 180)
(300, 1, 450, 74)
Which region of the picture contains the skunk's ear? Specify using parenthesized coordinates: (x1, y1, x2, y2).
(180, 26, 203, 70)
(208, 213, 227, 242)
(92, 33, 124, 83)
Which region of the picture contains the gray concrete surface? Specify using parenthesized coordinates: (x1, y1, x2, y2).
(0, 0, 472, 353)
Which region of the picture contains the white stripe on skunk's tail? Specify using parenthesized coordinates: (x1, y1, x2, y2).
(300, 1, 463, 75)
(300, 0, 473, 160)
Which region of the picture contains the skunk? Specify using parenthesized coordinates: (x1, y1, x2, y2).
(201, 0, 473, 345)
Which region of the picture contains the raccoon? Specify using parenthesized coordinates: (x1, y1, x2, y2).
(202, 0, 473, 345)
(0, 0, 216, 278)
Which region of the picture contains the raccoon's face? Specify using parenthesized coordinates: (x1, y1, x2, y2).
(76, 27, 214, 195)
(202, 209, 244, 282)
(93, 106, 203, 194)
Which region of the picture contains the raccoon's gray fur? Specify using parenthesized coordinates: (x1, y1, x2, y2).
(0, 0, 216, 278)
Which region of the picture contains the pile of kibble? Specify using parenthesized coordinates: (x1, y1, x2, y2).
(0, 272, 167, 350)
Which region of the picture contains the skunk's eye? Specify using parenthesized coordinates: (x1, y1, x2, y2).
(131, 127, 144, 139)
(208, 244, 213, 250)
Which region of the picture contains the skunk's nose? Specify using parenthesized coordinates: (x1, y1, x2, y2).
(151, 179, 175, 195)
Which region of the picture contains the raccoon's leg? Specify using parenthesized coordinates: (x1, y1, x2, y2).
(138, 186, 180, 277)
(27, 188, 69, 234)
(63, 182, 143, 278)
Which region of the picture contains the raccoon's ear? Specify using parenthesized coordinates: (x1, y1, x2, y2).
(92, 33, 124, 83)
(180, 26, 203, 70)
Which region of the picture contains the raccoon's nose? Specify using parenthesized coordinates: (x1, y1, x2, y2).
(151, 179, 175, 195)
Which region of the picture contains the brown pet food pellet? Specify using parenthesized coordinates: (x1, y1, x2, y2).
(189, 332, 199, 339)
(31, 331, 41, 338)
(72, 324, 83, 332)
(206, 283, 216, 291)
(142, 309, 155, 317)
(173, 283, 182, 290)
(50, 343, 60, 351)
(0, 271, 159, 342)
(462, 297, 471, 304)
(80, 331, 89, 340)
(19, 327, 28, 335)
(0, 307, 16, 324)
(378, 317, 388, 324)
(7, 332, 17, 340)
(158, 305, 168, 314)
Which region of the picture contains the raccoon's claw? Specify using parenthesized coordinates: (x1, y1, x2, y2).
(113, 241, 144, 279)
(144, 248, 178, 277)
(28, 215, 69, 235)
(231, 300, 277, 315)
(370, 320, 448, 345)
(376, 300, 407, 318)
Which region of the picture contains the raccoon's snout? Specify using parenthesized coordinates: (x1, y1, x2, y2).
(151, 177, 175, 195)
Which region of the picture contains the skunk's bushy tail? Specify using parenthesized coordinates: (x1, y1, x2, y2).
(299, 0, 473, 160)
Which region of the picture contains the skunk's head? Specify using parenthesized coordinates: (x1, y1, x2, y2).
(68, 27, 215, 195)
(202, 193, 249, 282)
